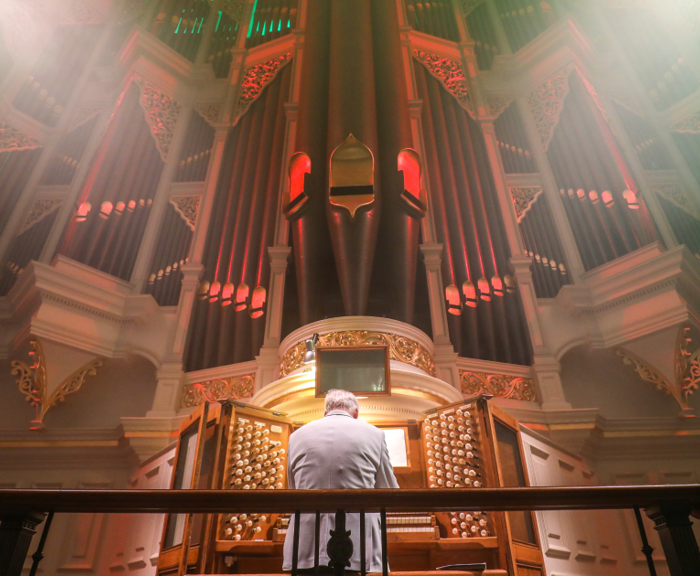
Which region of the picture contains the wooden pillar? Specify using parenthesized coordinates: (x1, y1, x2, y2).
(645, 504, 700, 576)
(0, 512, 46, 576)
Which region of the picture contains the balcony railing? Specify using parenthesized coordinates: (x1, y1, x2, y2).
(0, 485, 699, 576)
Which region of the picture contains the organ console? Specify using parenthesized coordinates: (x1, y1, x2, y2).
(157, 397, 544, 576)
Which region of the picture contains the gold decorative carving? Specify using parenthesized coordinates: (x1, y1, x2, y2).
(222, 0, 247, 22)
(673, 109, 700, 133)
(459, 0, 486, 16)
(17, 198, 63, 236)
(460, 371, 536, 401)
(280, 331, 435, 378)
(650, 182, 700, 220)
(135, 79, 181, 161)
(234, 53, 293, 125)
(618, 326, 699, 417)
(414, 50, 474, 118)
(509, 186, 542, 223)
(486, 95, 512, 118)
(527, 66, 573, 151)
(11, 339, 102, 430)
(195, 103, 222, 127)
(181, 374, 255, 408)
(0, 121, 42, 152)
(169, 195, 201, 231)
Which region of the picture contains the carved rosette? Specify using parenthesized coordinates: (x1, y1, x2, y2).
(486, 95, 513, 119)
(673, 109, 700, 133)
(459, 0, 486, 16)
(234, 54, 293, 125)
(195, 103, 222, 127)
(459, 371, 536, 401)
(169, 195, 201, 231)
(136, 79, 181, 161)
(650, 182, 700, 220)
(414, 50, 474, 118)
(509, 186, 542, 223)
(280, 331, 435, 378)
(222, 0, 247, 22)
(0, 121, 42, 152)
(527, 66, 573, 151)
(11, 339, 102, 430)
(181, 374, 255, 408)
(17, 198, 63, 236)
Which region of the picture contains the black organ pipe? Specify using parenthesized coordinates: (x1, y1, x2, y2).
(546, 75, 658, 270)
(672, 132, 700, 190)
(246, 0, 298, 48)
(0, 149, 43, 237)
(207, 9, 239, 78)
(326, 0, 381, 316)
(151, 0, 210, 61)
(606, 8, 698, 110)
(466, 2, 499, 70)
(372, 0, 424, 323)
(146, 204, 193, 306)
(414, 62, 531, 365)
(493, 104, 536, 173)
(656, 195, 700, 258)
(0, 209, 60, 296)
(41, 116, 99, 186)
(613, 103, 673, 171)
(57, 85, 163, 280)
(495, 0, 552, 52)
(176, 113, 215, 182)
(403, 0, 460, 42)
(185, 66, 291, 371)
(13, 25, 102, 127)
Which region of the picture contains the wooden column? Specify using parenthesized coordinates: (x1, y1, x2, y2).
(645, 504, 700, 576)
(0, 511, 45, 576)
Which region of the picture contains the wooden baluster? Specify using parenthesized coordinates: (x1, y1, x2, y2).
(0, 511, 46, 576)
(645, 504, 700, 576)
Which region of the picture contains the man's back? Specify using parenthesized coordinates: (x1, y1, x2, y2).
(287, 410, 396, 491)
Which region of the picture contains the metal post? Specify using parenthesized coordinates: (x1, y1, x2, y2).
(634, 506, 658, 576)
(360, 511, 366, 576)
(381, 509, 388, 576)
(292, 510, 301, 576)
(314, 511, 321, 576)
(328, 510, 352, 576)
(28, 511, 54, 576)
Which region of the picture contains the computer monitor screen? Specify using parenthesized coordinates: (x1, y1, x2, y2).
(315, 346, 391, 397)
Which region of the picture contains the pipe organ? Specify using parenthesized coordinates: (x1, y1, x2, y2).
(158, 397, 544, 576)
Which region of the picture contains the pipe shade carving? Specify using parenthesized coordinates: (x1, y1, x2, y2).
(11, 339, 102, 430)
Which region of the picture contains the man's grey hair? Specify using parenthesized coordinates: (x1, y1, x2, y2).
(325, 389, 359, 413)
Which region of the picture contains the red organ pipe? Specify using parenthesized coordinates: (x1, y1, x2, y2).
(414, 63, 531, 365)
(371, 0, 425, 324)
(57, 85, 163, 280)
(326, 0, 381, 316)
(185, 66, 291, 370)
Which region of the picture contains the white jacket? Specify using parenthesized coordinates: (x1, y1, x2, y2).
(282, 410, 399, 572)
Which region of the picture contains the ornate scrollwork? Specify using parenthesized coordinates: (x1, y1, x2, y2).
(11, 339, 102, 430)
(234, 54, 293, 124)
(527, 65, 573, 151)
(17, 198, 63, 236)
(486, 95, 512, 119)
(280, 331, 435, 378)
(618, 326, 698, 416)
(0, 121, 42, 152)
(135, 79, 181, 161)
(459, 371, 536, 401)
(413, 50, 474, 118)
(673, 109, 700, 133)
(509, 186, 542, 223)
(169, 195, 201, 231)
(195, 103, 222, 127)
(181, 374, 255, 408)
(650, 182, 700, 221)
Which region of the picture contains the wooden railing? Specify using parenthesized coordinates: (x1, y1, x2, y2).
(1, 485, 699, 576)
